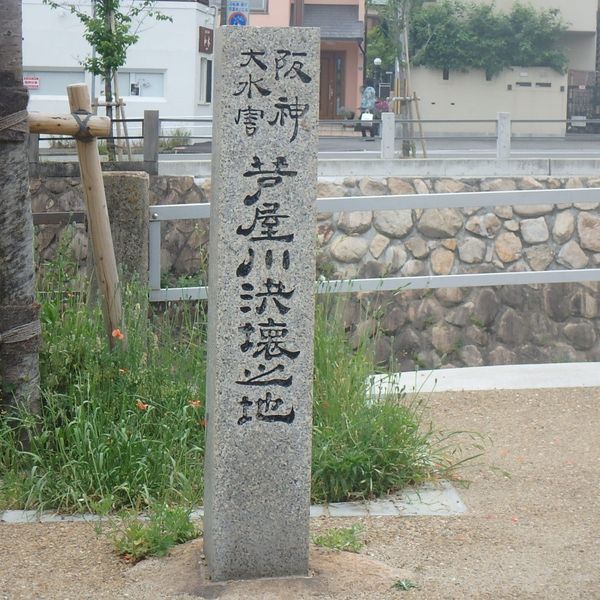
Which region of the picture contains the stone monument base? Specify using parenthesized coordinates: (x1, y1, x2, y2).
(124, 538, 403, 599)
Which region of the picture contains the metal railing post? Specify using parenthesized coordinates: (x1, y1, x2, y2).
(143, 110, 160, 175)
(380, 112, 395, 160)
(496, 112, 511, 160)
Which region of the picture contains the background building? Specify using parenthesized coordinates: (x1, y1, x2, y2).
(250, 0, 365, 120)
(23, 0, 216, 121)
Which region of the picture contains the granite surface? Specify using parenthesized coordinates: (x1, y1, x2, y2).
(203, 26, 320, 581)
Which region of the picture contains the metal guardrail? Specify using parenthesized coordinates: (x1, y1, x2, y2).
(148, 187, 600, 303)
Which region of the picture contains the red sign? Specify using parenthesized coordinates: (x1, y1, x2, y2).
(23, 76, 40, 90)
(199, 26, 214, 54)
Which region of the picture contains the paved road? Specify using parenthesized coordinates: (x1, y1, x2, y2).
(155, 134, 600, 161)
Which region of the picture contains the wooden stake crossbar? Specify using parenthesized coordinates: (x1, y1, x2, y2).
(29, 84, 125, 349)
(28, 112, 111, 138)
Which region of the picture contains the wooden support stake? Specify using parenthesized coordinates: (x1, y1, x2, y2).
(66, 83, 126, 349)
(413, 92, 427, 159)
(28, 112, 111, 137)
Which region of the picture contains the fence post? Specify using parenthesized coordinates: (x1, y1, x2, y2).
(143, 110, 160, 175)
(381, 112, 395, 160)
(496, 112, 511, 160)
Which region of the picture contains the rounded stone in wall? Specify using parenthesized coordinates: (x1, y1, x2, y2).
(542, 284, 573, 322)
(430, 247, 454, 275)
(373, 210, 413, 238)
(458, 238, 486, 264)
(523, 246, 554, 271)
(417, 208, 463, 238)
(513, 204, 553, 217)
(552, 211, 575, 244)
(498, 285, 526, 309)
(402, 259, 426, 277)
(358, 177, 388, 196)
(520, 344, 549, 364)
(413, 178, 430, 194)
(369, 233, 390, 259)
(557, 240, 589, 269)
(472, 288, 500, 325)
(317, 181, 345, 198)
(465, 213, 502, 238)
(517, 176, 544, 190)
(464, 324, 489, 346)
(359, 261, 387, 279)
(414, 297, 444, 330)
(496, 307, 528, 345)
(374, 336, 392, 366)
(458, 344, 484, 367)
(405, 237, 429, 258)
(488, 345, 517, 365)
(337, 211, 373, 234)
(480, 178, 517, 192)
(387, 178, 415, 195)
(330, 235, 369, 263)
(494, 205, 513, 219)
(520, 217, 549, 244)
(569, 289, 598, 318)
(433, 179, 471, 194)
(431, 323, 461, 354)
(380, 306, 407, 335)
(563, 322, 597, 350)
(435, 287, 464, 306)
(577, 212, 600, 252)
(495, 231, 522, 263)
(546, 342, 583, 363)
(393, 328, 422, 357)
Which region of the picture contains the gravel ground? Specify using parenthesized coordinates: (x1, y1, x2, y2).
(1, 386, 599, 600)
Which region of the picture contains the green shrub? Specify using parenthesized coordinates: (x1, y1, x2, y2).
(0, 251, 474, 512)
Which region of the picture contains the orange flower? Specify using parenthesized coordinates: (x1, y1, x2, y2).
(112, 328, 124, 341)
(188, 399, 202, 409)
(136, 399, 149, 411)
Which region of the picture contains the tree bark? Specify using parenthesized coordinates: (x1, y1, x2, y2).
(0, 0, 41, 414)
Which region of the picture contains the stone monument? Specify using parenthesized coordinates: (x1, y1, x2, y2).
(203, 26, 320, 581)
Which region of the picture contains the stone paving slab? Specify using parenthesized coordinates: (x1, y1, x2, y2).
(0, 481, 465, 524)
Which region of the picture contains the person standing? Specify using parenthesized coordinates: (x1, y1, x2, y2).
(359, 79, 376, 138)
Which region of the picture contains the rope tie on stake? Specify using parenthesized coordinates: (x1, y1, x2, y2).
(0, 321, 41, 346)
(0, 110, 28, 134)
(72, 109, 94, 143)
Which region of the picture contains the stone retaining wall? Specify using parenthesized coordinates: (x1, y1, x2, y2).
(31, 174, 600, 368)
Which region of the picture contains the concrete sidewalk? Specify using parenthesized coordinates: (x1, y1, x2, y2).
(370, 361, 600, 394)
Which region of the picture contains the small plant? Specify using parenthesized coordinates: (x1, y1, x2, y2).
(469, 315, 486, 328)
(393, 579, 418, 591)
(160, 128, 192, 151)
(313, 523, 364, 553)
(105, 503, 199, 563)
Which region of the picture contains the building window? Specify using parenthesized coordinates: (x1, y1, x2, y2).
(249, 0, 268, 12)
(99, 72, 165, 97)
(23, 70, 85, 95)
(200, 57, 213, 104)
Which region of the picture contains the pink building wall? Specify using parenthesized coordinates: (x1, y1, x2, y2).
(250, 0, 364, 116)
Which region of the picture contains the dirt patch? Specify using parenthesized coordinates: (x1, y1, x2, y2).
(1, 386, 599, 600)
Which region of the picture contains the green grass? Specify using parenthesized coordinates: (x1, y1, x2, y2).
(0, 237, 474, 512)
(313, 523, 364, 553)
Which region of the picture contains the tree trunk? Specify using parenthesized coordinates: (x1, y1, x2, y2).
(0, 0, 41, 415)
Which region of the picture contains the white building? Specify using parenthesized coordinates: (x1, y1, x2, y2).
(22, 0, 217, 125)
